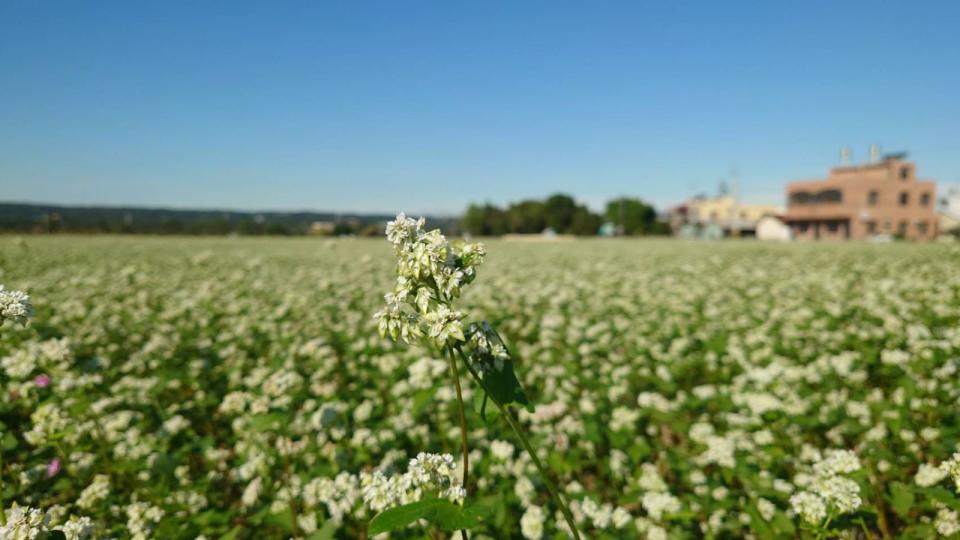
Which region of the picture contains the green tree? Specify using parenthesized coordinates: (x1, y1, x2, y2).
(604, 197, 659, 235)
(544, 193, 578, 233)
(569, 206, 602, 235)
(462, 204, 509, 236)
(507, 200, 547, 234)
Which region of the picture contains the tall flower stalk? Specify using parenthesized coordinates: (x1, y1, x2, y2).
(373, 214, 582, 539)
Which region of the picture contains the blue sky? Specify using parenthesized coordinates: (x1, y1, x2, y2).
(2, 1, 958, 215)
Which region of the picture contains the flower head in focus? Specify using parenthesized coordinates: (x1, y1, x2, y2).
(375, 213, 485, 347)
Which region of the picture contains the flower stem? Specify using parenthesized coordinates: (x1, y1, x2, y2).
(455, 346, 582, 540)
(0, 448, 5, 526)
(446, 349, 470, 540)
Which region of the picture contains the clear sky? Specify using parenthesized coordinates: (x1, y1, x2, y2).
(2, 1, 959, 215)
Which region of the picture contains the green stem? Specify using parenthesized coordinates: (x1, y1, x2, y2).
(446, 349, 470, 540)
(815, 513, 834, 540)
(454, 346, 582, 540)
(0, 446, 5, 526)
(283, 454, 301, 537)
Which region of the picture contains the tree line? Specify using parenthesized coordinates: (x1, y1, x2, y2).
(461, 193, 669, 236)
(1, 197, 670, 237)
(0, 203, 453, 236)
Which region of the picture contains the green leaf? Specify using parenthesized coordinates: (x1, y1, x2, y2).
(464, 496, 498, 520)
(219, 526, 242, 540)
(745, 504, 776, 540)
(473, 386, 500, 423)
(921, 486, 958, 507)
(770, 511, 795, 536)
(368, 498, 481, 535)
(193, 510, 229, 527)
(413, 388, 435, 417)
(264, 508, 294, 532)
(307, 519, 338, 540)
(2, 432, 17, 450)
(464, 322, 534, 412)
(889, 482, 915, 518)
(44, 532, 67, 540)
(480, 360, 533, 412)
(248, 413, 286, 432)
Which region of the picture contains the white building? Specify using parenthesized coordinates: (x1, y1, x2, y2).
(940, 187, 960, 235)
(756, 215, 792, 241)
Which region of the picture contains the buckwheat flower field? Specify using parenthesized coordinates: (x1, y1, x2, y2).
(2, 235, 960, 539)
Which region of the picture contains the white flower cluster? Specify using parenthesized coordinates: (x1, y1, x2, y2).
(77, 474, 111, 510)
(790, 449, 862, 525)
(303, 472, 360, 523)
(0, 285, 34, 327)
(0, 504, 48, 540)
(520, 504, 545, 539)
(914, 463, 948, 487)
(375, 213, 485, 346)
(576, 497, 632, 530)
(360, 452, 465, 513)
(636, 462, 681, 522)
(125, 502, 164, 540)
(642, 491, 682, 520)
(936, 507, 960, 537)
(0, 503, 94, 540)
(938, 452, 960, 491)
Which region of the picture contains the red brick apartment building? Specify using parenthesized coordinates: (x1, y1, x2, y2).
(785, 154, 937, 240)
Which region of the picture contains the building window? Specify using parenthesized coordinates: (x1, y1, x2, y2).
(899, 192, 909, 206)
(791, 192, 813, 205)
(921, 192, 931, 206)
(898, 221, 908, 235)
(790, 190, 843, 205)
(798, 223, 809, 233)
(900, 166, 910, 180)
(883, 220, 891, 231)
(867, 191, 878, 206)
(820, 189, 843, 203)
(866, 222, 876, 234)
(917, 221, 928, 235)
(826, 222, 839, 233)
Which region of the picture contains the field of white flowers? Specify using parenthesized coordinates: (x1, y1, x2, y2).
(2, 234, 960, 539)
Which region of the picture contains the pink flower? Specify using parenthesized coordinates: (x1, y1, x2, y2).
(34, 374, 50, 388)
(46, 458, 60, 478)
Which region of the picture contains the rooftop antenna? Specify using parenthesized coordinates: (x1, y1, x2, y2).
(840, 146, 851, 165)
(869, 144, 880, 163)
(730, 165, 740, 237)
(730, 165, 740, 204)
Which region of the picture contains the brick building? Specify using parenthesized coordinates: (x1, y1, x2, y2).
(784, 154, 937, 240)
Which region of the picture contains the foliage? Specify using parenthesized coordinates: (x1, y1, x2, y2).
(0, 203, 460, 237)
(604, 197, 668, 235)
(462, 193, 647, 236)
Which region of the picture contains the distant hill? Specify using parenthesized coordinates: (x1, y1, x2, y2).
(0, 202, 458, 236)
